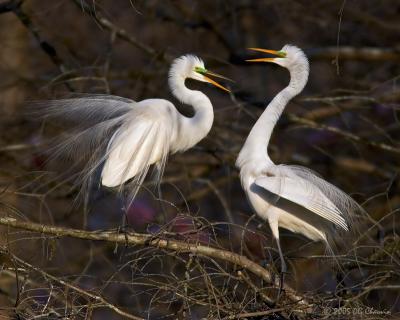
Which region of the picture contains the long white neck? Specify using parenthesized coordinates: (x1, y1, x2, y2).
(168, 71, 214, 152)
(236, 62, 309, 170)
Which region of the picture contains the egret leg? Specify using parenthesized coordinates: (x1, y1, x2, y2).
(275, 236, 287, 300)
(268, 216, 286, 300)
(121, 205, 128, 232)
(268, 217, 286, 272)
(276, 237, 287, 274)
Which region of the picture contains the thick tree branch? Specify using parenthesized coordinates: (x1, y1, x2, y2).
(0, 216, 311, 311)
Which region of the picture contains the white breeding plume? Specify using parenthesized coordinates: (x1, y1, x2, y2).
(35, 55, 232, 202)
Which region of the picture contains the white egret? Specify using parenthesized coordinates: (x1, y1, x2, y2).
(36, 55, 231, 202)
(236, 45, 361, 275)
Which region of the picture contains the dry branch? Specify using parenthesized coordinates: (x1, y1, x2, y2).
(12, 1, 67, 73)
(71, 0, 166, 60)
(1, 248, 145, 320)
(0, 215, 311, 312)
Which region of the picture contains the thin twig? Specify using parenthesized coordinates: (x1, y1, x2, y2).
(1, 248, 145, 320)
(288, 114, 400, 155)
(71, 0, 167, 60)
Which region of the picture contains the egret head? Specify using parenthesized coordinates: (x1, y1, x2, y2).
(246, 45, 309, 70)
(169, 55, 232, 92)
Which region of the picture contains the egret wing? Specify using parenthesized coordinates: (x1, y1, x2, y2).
(280, 164, 362, 224)
(101, 105, 172, 197)
(254, 174, 349, 230)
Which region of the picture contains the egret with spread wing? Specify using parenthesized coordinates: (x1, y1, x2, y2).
(236, 45, 361, 275)
(36, 55, 231, 202)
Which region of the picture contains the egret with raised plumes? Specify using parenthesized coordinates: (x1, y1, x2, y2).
(36, 55, 232, 202)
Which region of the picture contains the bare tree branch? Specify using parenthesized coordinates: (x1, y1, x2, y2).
(12, 2, 67, 73)
(71, 0, 167, 60)
(288, 114, 400, 155)
(1, 248, 145, 320)
(0, 216, 311, 311)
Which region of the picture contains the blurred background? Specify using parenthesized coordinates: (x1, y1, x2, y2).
(0, 0, 399, 318)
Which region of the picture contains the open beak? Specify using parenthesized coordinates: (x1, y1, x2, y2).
(246, 48, 286, 63)
(195, 68, 233, 92)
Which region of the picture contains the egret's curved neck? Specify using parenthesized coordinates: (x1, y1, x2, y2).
(169, 73, 214, 151)
(236, 63, 309, 169)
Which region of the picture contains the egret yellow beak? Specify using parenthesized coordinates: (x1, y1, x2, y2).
(246, 48, 287, 63)
(195, 67, 233, 92)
